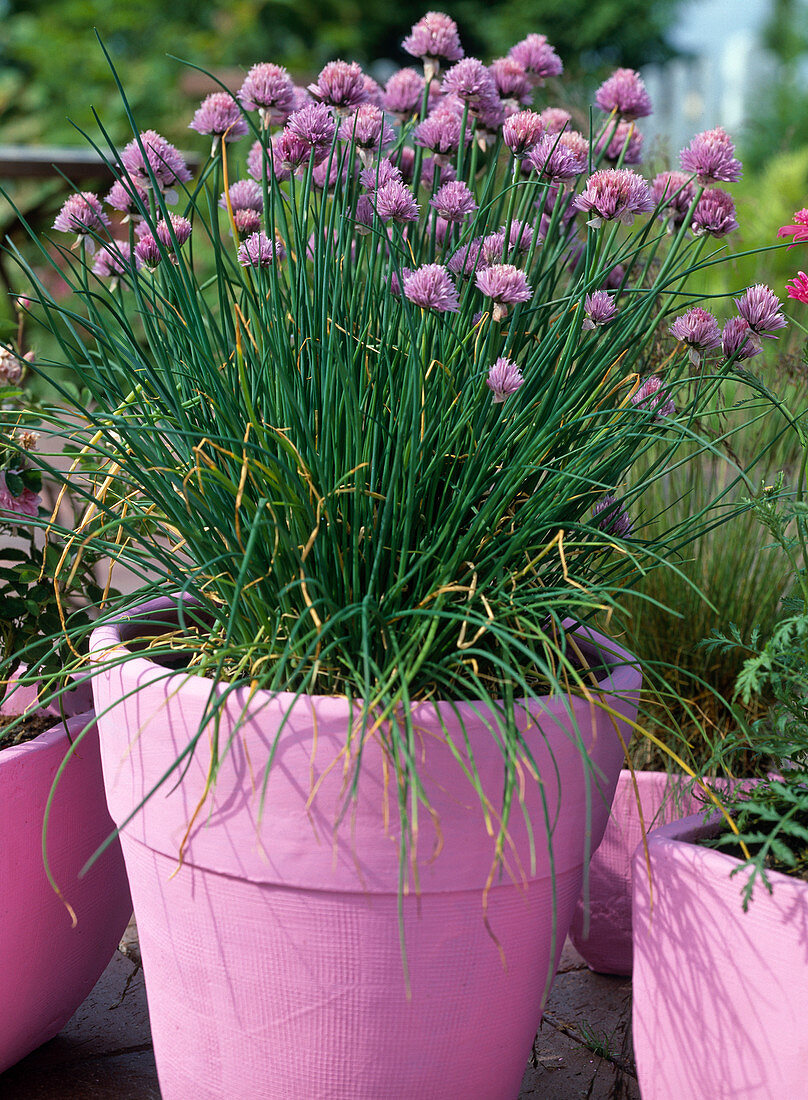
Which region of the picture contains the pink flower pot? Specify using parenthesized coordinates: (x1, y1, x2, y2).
(0, 712, 133, 1074)
(568, 769, 705, 975)
(632, 812, 808, 1099)
(91, 600, 641, 1100)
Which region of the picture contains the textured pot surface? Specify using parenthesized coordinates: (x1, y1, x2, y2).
(0, 714, 132, 1074)
(568, 770, 706, 975)
(91, 599, 641, 1100)
(632, 813, 808, 1099)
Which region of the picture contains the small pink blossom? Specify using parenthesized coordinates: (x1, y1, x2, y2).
(508, 34, 563, 85)
(402, 264, 460, 312)
(237, 231, 286, 268)
(502, 110, 544, 155)
(679, 127, 742, 187)
(777, 209, 808, 247)
(486, 356, 524, 402)
(475, 263, 532, 321)
(430, 179, 477, 222)
(403, 11, 464, 78)
(574, 168, 654, 228)
(308, 60, 368, 112)
(721, 317, 761, 362)
(631, 376, 675, 418)
(237, 63, 296, 125)
(189, 93, 248, 147)
(120, 130, 192, 196)
(595, 69, 652, 120)
(669, 306, 722, 365)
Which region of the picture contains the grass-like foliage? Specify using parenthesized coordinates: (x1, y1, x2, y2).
(0, 17, 790, 849)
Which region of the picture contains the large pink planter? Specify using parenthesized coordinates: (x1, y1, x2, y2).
(91, 600, 641, 1100)
(632, 812, 808, 1099)
(568, 769, 705, 974)
(0, 712, 133, 1074)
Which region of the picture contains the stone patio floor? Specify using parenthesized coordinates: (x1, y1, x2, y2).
(0, 925, 638, 1099)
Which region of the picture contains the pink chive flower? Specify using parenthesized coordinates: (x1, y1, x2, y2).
(595, 68, 652, 120)
(575, 168, 654, 228)
(489, 57, 533, 108)
(734, 284, 787, 343)
(362, 75, 383, 107)
(448, 237, 486, 277)
(341, 103, 395, 155)
(402, 264, 460, 312)
(92, 241, 139, 281)
(120, 130, 192, 196)
(691, 189, 738, 238)
(359, 158, 402, 191)
(508, 33, 563, 85)
(403, 11, 464, 79)
(420, 156, 457, 189)
(669, 306, 722, 365)
(105, 179, 148, 219)
(475, 263, 532, 321)
(189, 93, 248, 150)
(631, 376, 675, 419)
(312, 156, 355, 192)
(53, 191, 110, 250)
(220, 179, 264, 216)
(382, 68, 427, 119)
(155, 214, 192, 253)
(270, 131, 311, 174)
(0, 348, 24, 385)
(721, 317, 761, 362)
(539, 107, 572, 134)
(414, 108, 470, 160)
(596, 121, 643, 165)
(373, 180, 420, 223)
(777, 209, 808, 247)
(482, 221, 535, 264)
(285, 103, 338, 158)
(786, 271, 808, 305)
(237, 63, 296, 125)
(502, 110, 544, 155)
(679, 126, 742, 186)
(592, 495, 632, 538)
(651, 170, 696, 229)
(486, 356, 524, 402)
(441, 58, 499, 114)
(582, 291, 617, 330)
(134, 233, 163, 269)
(430, 179, 477, 222)
(308, 60, 368, 112)
(527, 132, 587, 185)
(237, 231, 286, 268)
(0, 471, 40, 520)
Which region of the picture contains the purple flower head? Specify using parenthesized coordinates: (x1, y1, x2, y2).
(232, 209, 262, 235)
(373, 179, 420, 224)
(414, 108, 470, 160)
(0, 470, 40, 521)
(105, 179, 147, 219)
(539, 107, 572, 134)
(486, 356, 524, 402)
(266, 131, 309, 175)
(341, 103, 395, 153)
(592, 495, 632, 539)
(502, 110, 544, 155)
(0, 347, 24, 385)
(691, 189, 738, 238)
(237, 63, 297, 124)
(441, 57, 499, 117)
(134, 233, 162, 270)
(448, 236, 486, 277)
(382, 68, 426, 118)
(354, 193, 375, 234)
(237, 231, 286, 268)
(483, 221, 535, 264)
(92, 240, 138, 281)
(574, 168, 654, 228)
(403, 12, 464, 77)
(651, 170, 696, 229)
(595, 68, 652, 120)
(189, 93, 248, 146)
(508, 34, 563, 85)
(489, 57, 533, 107)
(363, 74, 384, 107)
(308, 60, 368, 113)
(220, 179, 264, 215)
(582, 290, 617, 330)
(419, 155, 457, 189)
(430, 179, 477, 222)
(285, 102, 338, 158)
(680, 127, 742, 186)
(359, 157, 402, 191)
(596, 120, 643, 165)
(155, 214, 192, 252)
(527, 132, 587, 185)
(669, 306, 722, 365)
(605, 263, 626, 291)
(475, 263, 532, 321)
(721, 317, 761, 363)
(120, 130, 192, 196)
(402, 263, 460, 312)
(631, 376, 675, 419)
(734, 284, 787, 344)
(312, 155, 354, 192)
(53, 191, 110, 249)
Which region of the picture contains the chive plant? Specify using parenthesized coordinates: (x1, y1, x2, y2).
(0, 13, 790, 852)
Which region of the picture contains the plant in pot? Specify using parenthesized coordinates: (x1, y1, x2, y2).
(1, 14, 776, 1098)
(0, 349, 131, 1075)
(632, 313, 808, 1098)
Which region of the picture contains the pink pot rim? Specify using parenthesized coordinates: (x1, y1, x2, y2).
(89, 595, 641, 720)
(0, 710, 96, 766)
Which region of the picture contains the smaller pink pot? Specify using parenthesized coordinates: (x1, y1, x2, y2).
(632, 812, 808, 1100)
(0, 712, 132, 1074)
(568, 769, 706, 974)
